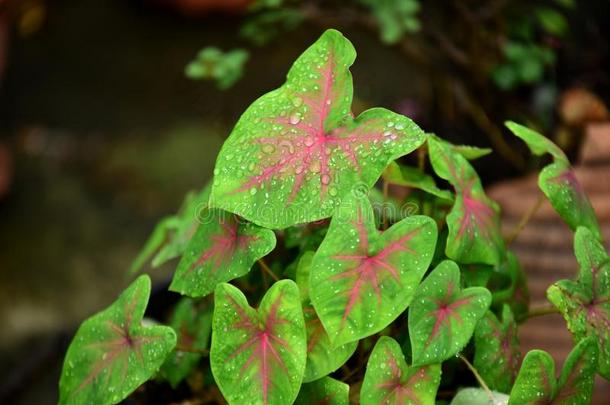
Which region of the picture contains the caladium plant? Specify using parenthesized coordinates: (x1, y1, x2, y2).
(59, 29, 606, 405)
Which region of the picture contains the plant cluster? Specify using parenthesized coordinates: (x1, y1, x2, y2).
(59, 30, 607, 405)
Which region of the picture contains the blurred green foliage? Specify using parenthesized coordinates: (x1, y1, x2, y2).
(357, 0, 421, 44)
(185, 47, 249, 89)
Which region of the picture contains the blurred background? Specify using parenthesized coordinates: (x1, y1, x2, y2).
(1, 0, 609, 403)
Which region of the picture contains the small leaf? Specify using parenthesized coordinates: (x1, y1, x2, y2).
(185, 47, 249, 89)
(547, 226, 610, 379)
(474, 305, 521, 393)
(211, 29, 426, 229)
(169, 209, 276, 297)
(59, 275, 177, 405)
(383, 161, 454, 201)
(508, 337, 598, 404)
(505, 121, 602, 239)
(360, 336, 441, 405)
(451, 144, 493, 160)
(129, 216, 175, 275)
(211, 280, 306, 405)
(310, 193, 438, 346)
(160, 298, 213, 388)
(295, 251, 357, 382)
(490, 252, 530, 321)
(427, 136, 505, 265)
(409, 260, 492, 366)
(295, 377, 349, 405)
(450, 388, 508, 405)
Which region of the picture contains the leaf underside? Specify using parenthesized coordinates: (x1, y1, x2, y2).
(310, 193, 438, 346)
(170, 209, 276, 297)
(427, 136, 505, 265)
(211, 280, 306, 405)
(361, 336, 441, 405)
(409, 260, 492, 366)
(210, 29, 426, 229)
(59, 275, 177, 405)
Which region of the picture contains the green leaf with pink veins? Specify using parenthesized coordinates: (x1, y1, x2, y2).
(547, 226, 610, 379)
(169, 208, 276, 297)
(505, 121, 602, 240)
(360, 336, 441, 405)
(427, 136, 505, 265)
(295, 251, 357, 382)
(210, 29, 426, 229)
(409, 260, 491, 366)
(508, 337, 598, 404)
(59, 275, 177, 405)
(309, 193, 437, 347)
(210, 280, 306, 405)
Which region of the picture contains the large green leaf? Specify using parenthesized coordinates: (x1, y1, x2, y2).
(508, 337, 598, 404)
(361, 336, 441, 405)
(210, 29, 425, 229)
(169, 209, 276, 297)
(505, 121, 601, 239)
(409, 260, 491, 366)
(295, 377, 349, 405)
(474, 305, 521, 393)
(59, 275, 177, 405)
(547, 226, 610, 379)
(427, 136, 505, 265)
(160, 298, 213, 388)
(129, 184, 210, 275)
(310, 193, 437, 346)
(295, 252, 357, 382)
(211, 280, 306, 405)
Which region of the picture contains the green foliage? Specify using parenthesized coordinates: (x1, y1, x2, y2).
(408, 260, 491, 366)
(64, 29, 604, 405)
(59, 276, 177, 405)
(185, 47, 249, 89)
(506, 121, 602, 239)
(357, 0, 421, 44)
(508, 337, 598, 404)
(492, 42, 555, 90)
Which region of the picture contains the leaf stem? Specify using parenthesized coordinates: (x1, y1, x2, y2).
(526, 303, 559, 319)
(175, 345, 209, 356)
(458, 353, 493, 401)
(506, 193, 545, 245)
(258, 259, 279, 282)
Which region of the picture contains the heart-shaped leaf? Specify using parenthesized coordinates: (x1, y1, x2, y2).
(505, 121, 602, 240)
(59, 275, 177, 405)
(508, 337, 598, 404)
(409, 260, 491, 366)
(450, 388, 509, 405)
(360, 336, 441, 405)
(160, 298, 213, 388)
(547, 226, 610, 379)
(211, 280, 306, 405)
(130, 184, 210, 275)
(295, 377, 349, 405)
(210, 29, 426, 229)
(310, 193, 438, 346)
(169, 209, 276, 297)
(295, 252, 357, 382)
(427, 136, 505, 265)
(382, 161, 454, 201)
(474, 305, 521, 393)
